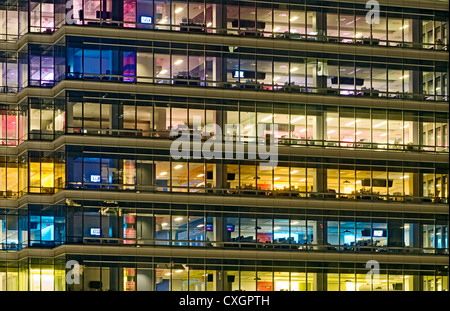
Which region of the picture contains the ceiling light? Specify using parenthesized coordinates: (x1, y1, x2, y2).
(274, 177, 280, 180)
(174, 165, 183, 169)
(290, 16, 299, 22)
(260, 115, 273, 122)
(290, 67, 299, 73)
(291, 170, 298, 174)
(327, 130, 336, 134)
(291, 116, 304, 123)
(158, 69, 168, 75)
(174, 59, 183, 65)
(174, 7, 184, 14)
(344, 120, 360, 127)
(206, 22, 212, 27)
(159, 171, 168, 176)
(373, 121, 387, 128)
(175, 217, 184, 221)
(197, 174, 204, 178)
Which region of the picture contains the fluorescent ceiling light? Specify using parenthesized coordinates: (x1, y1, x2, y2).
(197, 174, 204, 178)
(174, 7, 184, 14)
(174, 59, 183, 65)
(291, 170, 298, 174)
(158, 69, 168, 75)
(291, 116, 304, 123)
(290, 67, 299, 73)
(261, 115, 273, 122)
(290, 16, 299, 22)
(174, 165, 183, 169)
(174, 217, 184, 221)
(159, 171, 168, 176)
(373, 121, 386, 128)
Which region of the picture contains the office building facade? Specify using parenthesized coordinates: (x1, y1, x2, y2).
(0, 0, 448, 291)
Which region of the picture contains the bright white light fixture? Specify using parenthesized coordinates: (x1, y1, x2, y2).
(174, 7, 184, 14)
(290, 67, 299, 72)
(159, 171, 168, 176)
(291, 116, 304, 123)
(373, 121, 387, 128)
(290, 16, 299, 22)
(174, 59, 183, 65)
(175, 217, 184, 221)
(261, 115, 273, 122)
(174, 165, 183, 169)
(158, 69, 168, 75)
(291, 170, 299, 174)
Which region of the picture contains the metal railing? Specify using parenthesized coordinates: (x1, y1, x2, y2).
(64, 182, 449, 205)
